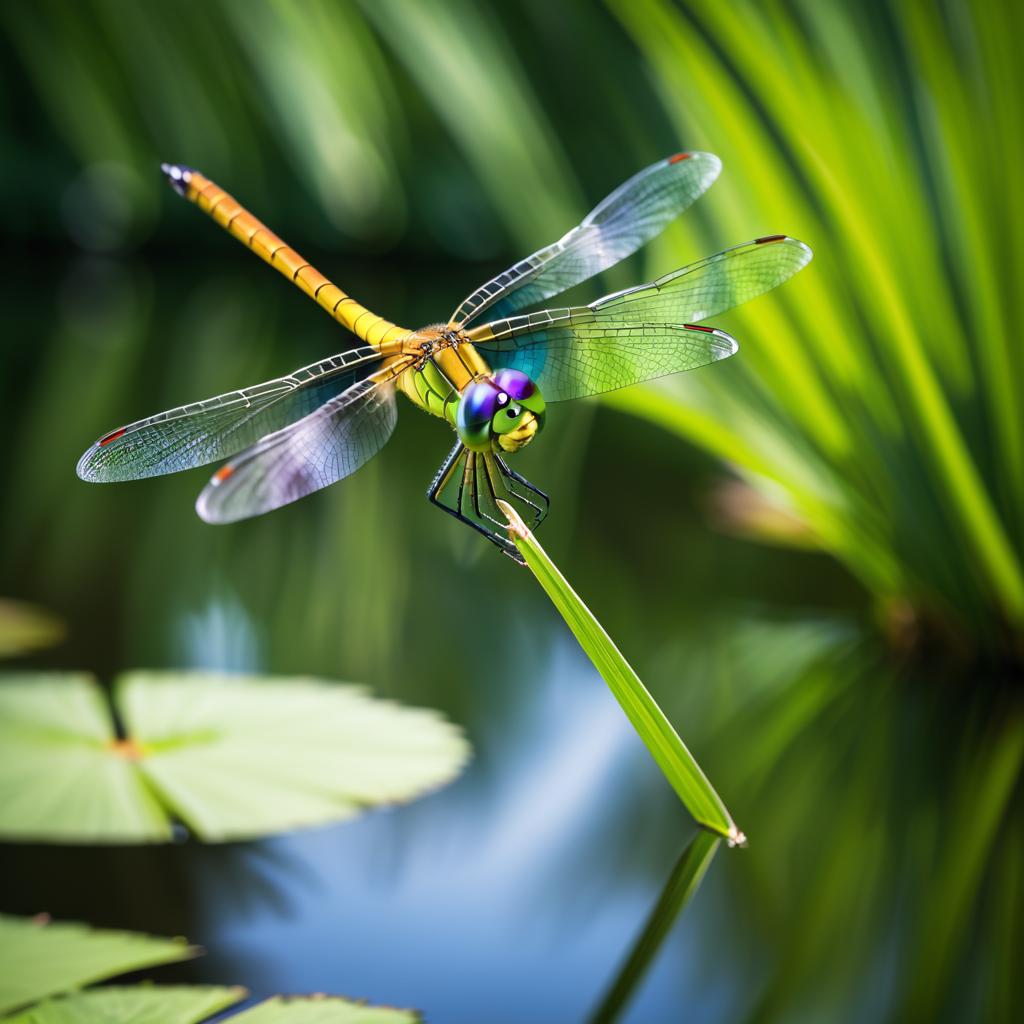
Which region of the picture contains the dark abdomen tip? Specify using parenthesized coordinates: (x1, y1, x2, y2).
(161, 163, 194, 196)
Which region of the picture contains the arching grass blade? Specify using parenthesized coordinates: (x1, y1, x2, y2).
(498, 501, 742, 843)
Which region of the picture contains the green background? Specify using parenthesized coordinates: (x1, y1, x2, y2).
(1, 1, 1021, 1021)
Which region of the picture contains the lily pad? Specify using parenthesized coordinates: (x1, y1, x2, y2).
(0, 600, 64, 658)
(10, 991, 416, 1024)
(0, 671, 469, 843)
(0, 915, 197, 1016)
(230, 995, 417, 1023)
(8, 986, 244, 1024)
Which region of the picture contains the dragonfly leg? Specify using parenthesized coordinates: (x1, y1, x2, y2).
(426, 439, 463, 503)
(426, 441, 522, 562)
(478, 455, 529, 564)
(456, 447, 472, 519)
(494, 454, 550, 529)
(469, 452, 483, 522)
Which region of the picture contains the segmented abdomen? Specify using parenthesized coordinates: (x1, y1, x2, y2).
(177, 167, 409, 348)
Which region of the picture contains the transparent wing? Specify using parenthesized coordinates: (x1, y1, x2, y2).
(589, 235, 811, 323)
(77, 345, 387, 483)
(195, 364, 410, 524)
(448, 151, 721, 328)
(472, 318, 737, 402)
(468, 235, 812, 401)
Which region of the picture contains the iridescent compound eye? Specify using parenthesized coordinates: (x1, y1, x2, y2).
(493, 368, 536, 402)
(455, 372, 547, 452)
(456, 380, 503, 451)
(495, 370, 546, 445)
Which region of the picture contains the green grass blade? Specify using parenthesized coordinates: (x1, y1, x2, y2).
(355, 0, 581, 249)
(610, 0, 1024, 637)
(589, 830, 720, 1023)
(498, 501, 742, 843)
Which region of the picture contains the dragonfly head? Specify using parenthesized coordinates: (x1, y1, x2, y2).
(456, 369, 546, 454)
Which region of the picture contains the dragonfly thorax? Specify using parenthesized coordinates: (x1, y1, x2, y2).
(455, 369, 546, 454)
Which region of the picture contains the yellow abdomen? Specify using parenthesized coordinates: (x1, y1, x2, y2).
(167, 164, 410, 349)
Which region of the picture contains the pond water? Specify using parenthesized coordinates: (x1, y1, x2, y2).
(0, 253, 932, 1022)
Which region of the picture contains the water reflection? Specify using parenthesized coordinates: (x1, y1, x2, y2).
(179, 588, 262, 673)
(590, 829, 720, 1024)
(190, 638, 704, 1023)
(3, 255, 1015, 1022)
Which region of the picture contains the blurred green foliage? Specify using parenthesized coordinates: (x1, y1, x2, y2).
(610, 0, 1024, 661)
(0, 599, 64, 658)
(1, 1, 1023, 1022)
(3, 0, 1020, 659)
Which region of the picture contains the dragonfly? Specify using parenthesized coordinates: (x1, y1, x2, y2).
(77, 153, 811, 561)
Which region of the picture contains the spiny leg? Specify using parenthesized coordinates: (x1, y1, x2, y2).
(457, 446, 471, 520)
(494, 454, 549, 529)
(480, 453, 545, 541)
(471, 451, 523, 560)
(469, 452, 483, 523)
(478, 455, 527, 563)
(478, 453, 524, 538)
(469, 454, 522, 560)
(427, 440, 463, 503)
(480, 454, 510, 530)
(497, 473, 546, 527)
(426, 441, 520, 560)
